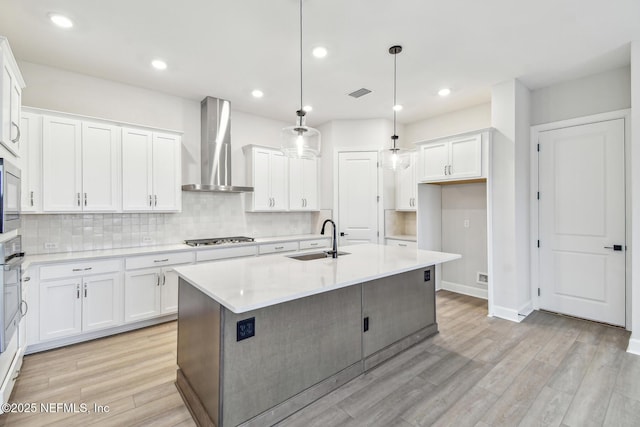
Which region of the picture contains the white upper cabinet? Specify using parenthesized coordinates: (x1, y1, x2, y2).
(19, 112, 42, 212)
(42, 116, 83, 211)
(289, 157, 318, 211)
(0, 38, 25, 157)
(417, 131, 489, 183)
(42, 116, 120, 212)
(122, 128, 181, 212)
(395, 152, 417, 211)
(244, 145, 288, 211)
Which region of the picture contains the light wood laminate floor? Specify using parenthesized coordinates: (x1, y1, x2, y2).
(2, 291, 639, 426)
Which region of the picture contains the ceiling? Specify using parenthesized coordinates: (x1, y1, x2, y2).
(1, 0, 638, 126)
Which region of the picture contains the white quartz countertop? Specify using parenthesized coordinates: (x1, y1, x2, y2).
(175, 243, 460, 314)
(23, 234, 328, 270)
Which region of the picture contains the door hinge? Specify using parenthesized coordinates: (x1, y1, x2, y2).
(537, 143, 540, 152)
(537, 192, 540, 200)
(377, 231, 379, 237)
(376, 195, 380, 202)
(537, 288, 540, 296)
(377, 161, 379, 168)
(537, 240, 540, 248)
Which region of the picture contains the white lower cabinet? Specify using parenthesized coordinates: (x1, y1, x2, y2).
(385, 239, 417, 249)
(124, 251, 194, 322)
(39, 272, 122, 341)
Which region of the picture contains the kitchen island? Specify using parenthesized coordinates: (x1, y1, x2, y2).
(174, 243, 460, 427)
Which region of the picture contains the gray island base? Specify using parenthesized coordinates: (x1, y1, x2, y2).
(176, 266, 437, 427)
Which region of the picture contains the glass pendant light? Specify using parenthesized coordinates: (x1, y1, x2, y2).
(281, 0, 321, 159)
(380, 45, 410, 171)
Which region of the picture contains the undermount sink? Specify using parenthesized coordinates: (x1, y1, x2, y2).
(287, 251, 350, 261)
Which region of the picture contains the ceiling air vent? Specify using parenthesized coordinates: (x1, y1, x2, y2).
(348, 88, 372, 98)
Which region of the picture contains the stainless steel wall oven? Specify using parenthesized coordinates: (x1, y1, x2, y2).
(0, 159, 21, 233)
(0, 236, 24, 353)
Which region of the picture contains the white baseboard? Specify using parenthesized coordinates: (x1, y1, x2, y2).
(518, 301, 534, 319)
(441, 280, 488, 300)
(491, 304, 523, 323)
(627, 337, 640, 355)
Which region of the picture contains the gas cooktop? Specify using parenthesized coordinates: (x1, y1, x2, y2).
(184, 236, 255, 247)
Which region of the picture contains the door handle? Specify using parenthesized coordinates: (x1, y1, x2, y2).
(340, 232, 348, 236)
(604, 245, 623, 251)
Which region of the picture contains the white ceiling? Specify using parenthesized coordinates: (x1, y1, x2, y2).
(1, 0, 638, 126)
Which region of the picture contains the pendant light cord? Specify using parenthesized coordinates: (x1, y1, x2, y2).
(393, 50, 397, 149)
(299, 0, 304, 126)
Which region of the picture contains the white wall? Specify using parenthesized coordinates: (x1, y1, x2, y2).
(629, 42, 640, 354)
(441, 183, 488, 295)
(531, 66, 631, 126)
(18, 60, 290, 187)
(490, 79, 532, 321)
(404, 103, 492, 145)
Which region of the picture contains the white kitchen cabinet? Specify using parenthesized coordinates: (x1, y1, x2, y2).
(395, 152, 417, 211)
(124, 251, 194, 321)
(244, 145, 288, 211)
(19, 112, 42, 212)
(39, 260, 123, 341)
(417, 131, 488, 183)
(42, 116, 120, 212)
(122, 128, 181, 212)
(0, 38, 25, 157)
(289, 157, 318, 211)
(258, 241, 298, 255)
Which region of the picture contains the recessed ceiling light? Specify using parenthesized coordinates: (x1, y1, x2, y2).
(151, 59, 167, 70)
(251, 89, 264, 98)
(49, 13, 73, 29)
(312, 47, 328, 58)
(302, 105, 313, 112)
(438, 88, 451, 97)
(393, 104, 403, 111)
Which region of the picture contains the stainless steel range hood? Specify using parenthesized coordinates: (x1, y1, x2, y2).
(182, 96, 253, 192)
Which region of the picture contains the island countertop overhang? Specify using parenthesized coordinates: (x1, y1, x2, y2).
(174, 243, 460, 314)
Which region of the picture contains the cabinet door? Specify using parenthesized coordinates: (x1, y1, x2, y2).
(270, 151, 287, 210)
(288, 157, 304, 210)
(302, 157, 318, 210)
(42, 116, 82, 211)
(449, 134, 482, 179)
(82, 273, 123, 332)
(124, 269, 161, 322)
(152, 132, 181, 211)
(160, 267, 180, 314)
(20, 113, 42, 212)
(252, 148, 272, 210)
(18, 282, 28, 349)
(7, 77, 20, 155)
(39, 279, 82, 340)
(82, 122, 120, 211)
(419, 142, 448, 182)
(395, 154, 415, 210)
(0, 63, 10, 148)
(122, 128, 153, 211)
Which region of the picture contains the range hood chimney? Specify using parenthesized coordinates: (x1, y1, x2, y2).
(182, 96, 253, 192)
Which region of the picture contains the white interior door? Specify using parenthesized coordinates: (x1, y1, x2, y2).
(538, 119, 625, 326)
(338, 151, 378, 245)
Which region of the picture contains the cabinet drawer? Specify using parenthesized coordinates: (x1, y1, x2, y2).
(40, 259, 121, 280)
(125, 251, 194, 270)
(196, 245, 257, 262)
(258, 241, 298, 255)
(299, 238, 331, 250)
(385, 239, 417, 249)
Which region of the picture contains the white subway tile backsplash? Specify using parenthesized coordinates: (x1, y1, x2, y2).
(22, 192, 314, 255)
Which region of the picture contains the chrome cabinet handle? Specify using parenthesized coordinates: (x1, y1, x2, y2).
(84, 284, 87, 298)
(19, 300, 28, 317)
(310, 242, 318, 246)
(162, 273, 166, 286)
(154, 259, 169, 263)
(84, 267, 92, 271)
(11, 121, 20, 143)
(399, 243, 407, 247)
(275, 246, 284, 250)
(448, 165, 452, 175)
(604, 245, 623, 251)
(84, 193, 87, 206)
(72, 268, 83, 272)
(23, 276, 30, 282)
(444, 165, 447, 175)
(154, 195, 158, 207)
(76, 284, 80, 299)
(76, 193, 81, 206)
(149, 195, 153, 207)
(30, 191, 34, 207)
(156, 273, 160, 286)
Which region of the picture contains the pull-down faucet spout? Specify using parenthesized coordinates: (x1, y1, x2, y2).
(320, 219, 338, 259)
